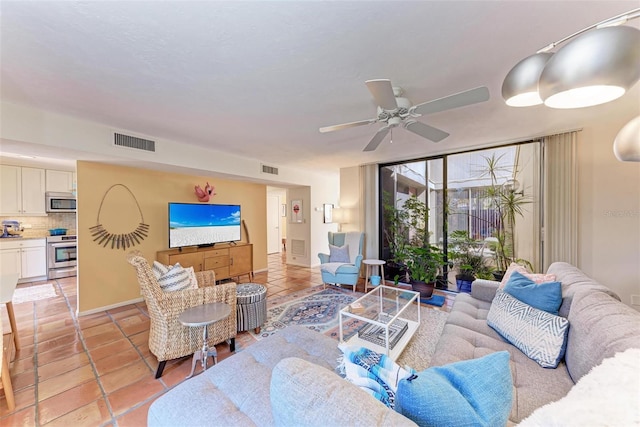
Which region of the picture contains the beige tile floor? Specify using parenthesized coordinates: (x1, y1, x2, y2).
(0, 253, 454, 426)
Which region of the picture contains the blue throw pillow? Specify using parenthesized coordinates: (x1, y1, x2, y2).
(395, 351, 513, 427)
(503, 271, 562, 315)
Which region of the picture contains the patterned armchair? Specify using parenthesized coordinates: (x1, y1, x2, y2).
(126, 251, 237, 378)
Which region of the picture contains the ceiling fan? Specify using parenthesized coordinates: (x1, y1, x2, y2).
(319, 79, 490, 151)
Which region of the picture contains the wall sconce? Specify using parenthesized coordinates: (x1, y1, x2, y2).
(502, 9, 640, 109)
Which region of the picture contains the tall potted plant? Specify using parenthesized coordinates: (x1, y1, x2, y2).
(479, 153, 532, 280)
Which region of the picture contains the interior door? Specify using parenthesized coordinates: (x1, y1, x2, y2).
(267, 195, 281, 254)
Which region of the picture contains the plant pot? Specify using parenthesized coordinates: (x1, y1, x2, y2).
(455, 274, 475, 293)
(370, 275, 381, 286)
(492, 271, 505, 281)
(411, 280, 435, 299)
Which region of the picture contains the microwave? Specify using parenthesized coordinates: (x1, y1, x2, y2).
(46, 192, 76, 213)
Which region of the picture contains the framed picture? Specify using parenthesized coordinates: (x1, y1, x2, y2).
(291, 199, 303, 223)
(281, 204, 287, 217)
(323, 203, 333, 223)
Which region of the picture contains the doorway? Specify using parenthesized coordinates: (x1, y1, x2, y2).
(267, 195, 281, 254)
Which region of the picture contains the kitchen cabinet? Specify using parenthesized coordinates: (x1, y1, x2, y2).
(0, 165, 46, 216)
(0, 239, 47, 281)
(46, 169, 75, 193)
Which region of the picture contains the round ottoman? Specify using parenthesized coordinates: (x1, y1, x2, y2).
(236, 283, 267, 334)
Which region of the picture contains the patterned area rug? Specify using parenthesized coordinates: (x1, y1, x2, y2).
(13, 283, 58, 304)
(252, 285, 450, 370)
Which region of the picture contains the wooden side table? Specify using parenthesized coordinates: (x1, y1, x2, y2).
(363, 259, 386, 291)
(179, 302, 231, 379)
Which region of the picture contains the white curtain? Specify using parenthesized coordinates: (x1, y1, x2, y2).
(543, 131, 578, 269)
(359, 164, 378, 261)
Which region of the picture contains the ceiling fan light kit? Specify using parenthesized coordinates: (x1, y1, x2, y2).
(503, 8, 640, 109)
(320, 79, 490, 151)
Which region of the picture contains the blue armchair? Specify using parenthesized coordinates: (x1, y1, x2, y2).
(318, 231, 364, 292)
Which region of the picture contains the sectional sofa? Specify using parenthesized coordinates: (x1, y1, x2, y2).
(147, 262, 640, 426)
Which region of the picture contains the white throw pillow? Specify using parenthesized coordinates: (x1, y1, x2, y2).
(184, 266, 199, 289)
(152, 261, 170, 280)
(156, 263, 193, 292)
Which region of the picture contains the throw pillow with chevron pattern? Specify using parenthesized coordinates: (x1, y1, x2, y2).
(487, 290, 569, 368)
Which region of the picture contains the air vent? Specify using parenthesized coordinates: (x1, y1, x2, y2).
(261, 164, 279, 175)
(291, 239, 305, 256)
(114, 133, 156, 152)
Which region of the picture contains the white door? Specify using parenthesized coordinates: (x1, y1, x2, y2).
(267, 195, 281, 254)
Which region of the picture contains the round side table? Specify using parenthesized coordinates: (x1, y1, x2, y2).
(179, 302, 231, 379)
(363, 259, 386, 291)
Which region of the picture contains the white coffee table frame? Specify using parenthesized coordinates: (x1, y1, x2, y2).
(339, 285, 420, 361)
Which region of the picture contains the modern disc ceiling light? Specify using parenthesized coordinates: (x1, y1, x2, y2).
(613, 116, 640, 162)
(502, 53, 553, 107)
(503, 8, 640, 109)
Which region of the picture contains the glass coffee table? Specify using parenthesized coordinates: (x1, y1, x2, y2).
(339, 285, 420, 361)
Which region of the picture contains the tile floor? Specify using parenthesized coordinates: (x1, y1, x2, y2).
(0, 253, 455, 426)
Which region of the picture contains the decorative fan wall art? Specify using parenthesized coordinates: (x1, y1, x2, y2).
(89, 184, 149, 250)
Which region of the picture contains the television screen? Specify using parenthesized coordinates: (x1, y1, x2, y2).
(169, 203, 241, 248)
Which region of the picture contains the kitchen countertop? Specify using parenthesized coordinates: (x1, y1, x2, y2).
(0, 236, 48, 241)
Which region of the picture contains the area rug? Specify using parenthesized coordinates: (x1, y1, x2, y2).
(252, 285, 449, 371)
(13, 283, 58, 304)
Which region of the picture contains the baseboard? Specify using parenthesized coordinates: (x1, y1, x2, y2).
(77, 296, 144, 317)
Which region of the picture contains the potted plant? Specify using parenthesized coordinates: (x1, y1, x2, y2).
(449, 230, 493, 292)
(382, 192, 409, 281)
(478, 153, 532, 280)
(405, 244, 444, 298)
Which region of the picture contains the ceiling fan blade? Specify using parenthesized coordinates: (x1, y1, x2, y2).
(319, 118, 377, 133)
(404, 120, 450, 143)
(363, 126, 390, 152)
(365, 79, 398, 110)
(412, 86, 490, 116)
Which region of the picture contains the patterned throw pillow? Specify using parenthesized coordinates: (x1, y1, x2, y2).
(329, 244, 350, 263)
(184, 266, 199, 289)
(156, 263, 193, 292)
(487, 290, 569, 368)
(152, 261, 170, 280)
(395, 351, 512, 427)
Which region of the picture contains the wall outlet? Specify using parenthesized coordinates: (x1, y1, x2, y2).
(631, 295, 640, 306)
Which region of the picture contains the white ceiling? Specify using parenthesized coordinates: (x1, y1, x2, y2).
(1, 1, 639, 174)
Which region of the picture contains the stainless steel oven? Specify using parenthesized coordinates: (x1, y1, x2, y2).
(47, 235, 77, 279)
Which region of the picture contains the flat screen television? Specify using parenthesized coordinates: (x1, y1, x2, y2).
(168, 203, 241, 248)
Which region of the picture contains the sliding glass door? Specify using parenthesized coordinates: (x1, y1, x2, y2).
(380, 142, 541, 291)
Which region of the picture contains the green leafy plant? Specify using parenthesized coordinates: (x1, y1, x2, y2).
(405, 244, 444, 283)
(448, 230, 493, 279)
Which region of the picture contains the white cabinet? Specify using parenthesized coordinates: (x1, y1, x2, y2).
(0, 239, 47, 280)
(46, 169, 75, 193)
(0, 165, 46, 215)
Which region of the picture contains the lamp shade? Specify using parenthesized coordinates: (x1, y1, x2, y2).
(539, 26, 640, 109)
(613, 116, 640, 162)
(502, 52, 553, 106)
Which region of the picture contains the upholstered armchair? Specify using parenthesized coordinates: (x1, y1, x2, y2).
(318, 231, 364, 292)
(126, 251, 237, 378)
